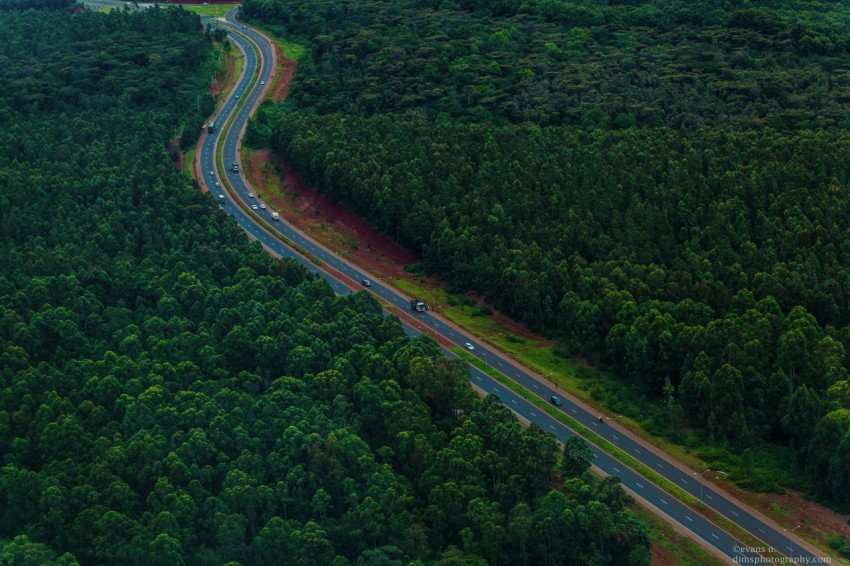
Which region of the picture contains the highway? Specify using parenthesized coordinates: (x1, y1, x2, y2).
(200, 11, 828, 566)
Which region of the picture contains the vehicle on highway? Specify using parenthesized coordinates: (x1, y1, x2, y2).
(214, 182, 220, 187)
(218, 194, 225, 203)
(252, 204, 258, 210)
(261, 80, 265, 85)
(550, 395, 563, 406)
(199, 19, 814, 563)
(209, 170, 214, 176)
(362, 279, 371, 287)
(260, 203, 266, 210)
(248, 192, 254, 198)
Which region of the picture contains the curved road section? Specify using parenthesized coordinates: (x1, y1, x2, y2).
(202, 11, 827, 566)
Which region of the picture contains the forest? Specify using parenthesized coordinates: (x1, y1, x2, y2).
(0, 4, 650, 564)
(242, 0, 850, 504)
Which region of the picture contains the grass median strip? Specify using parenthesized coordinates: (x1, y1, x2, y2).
(452, 347, 794, 564)
(204, 17, 812, 566)
(210, 24, 327, 271)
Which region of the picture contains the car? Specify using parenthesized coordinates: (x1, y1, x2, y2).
(248, 192, 254, 198)
(214, 182, 220, 187)
(209, 170, 214, 176)
(252, 204, 258, 210)
(260, 204, 266, 210)
(464, 342, 475, 351)
(260, 80, 265, 85)
(550, 395, 563, 407)
(361, 279, 371, 287)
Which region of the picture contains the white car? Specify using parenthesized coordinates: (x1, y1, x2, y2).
(260, 80, 265, 85)
(248, 192, 254, 198)
(260, 204, 266, 210)
(252, 205, 258, 210)
(465, 342, 475, 351)
(209, 170, 214, 176)
(214, 182, 220, 187)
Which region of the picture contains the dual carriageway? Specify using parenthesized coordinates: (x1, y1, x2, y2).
(200, 11, 829, 565)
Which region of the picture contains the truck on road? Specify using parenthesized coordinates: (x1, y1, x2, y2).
(231, 161, 239, 172)
(410, 299, 426, 312)
(271, 212, 279, 221)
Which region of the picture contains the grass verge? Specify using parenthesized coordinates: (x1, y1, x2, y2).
(183, 145, 196, 180)
(208, 29, 327, 271)
(199, 13, 837, 566)
(636, 505, 727, 566)
(453, 347, 803, 565)
(179, 3, 238, 18)
(388, 274, 828, 544)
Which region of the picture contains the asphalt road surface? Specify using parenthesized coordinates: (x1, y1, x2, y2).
(201, 12, 828, 566)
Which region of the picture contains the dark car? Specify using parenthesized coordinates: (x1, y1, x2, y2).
(550, 395, 563, 407)
(361, 279, 372, 287)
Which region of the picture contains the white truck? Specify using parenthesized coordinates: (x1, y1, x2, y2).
(271, 212, 280, 221)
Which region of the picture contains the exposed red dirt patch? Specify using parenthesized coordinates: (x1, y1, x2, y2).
(733, 486, 850, 552)
(242, 38, 541, 341)
(245, 147, 542, 342)
(247, 149, 418, 279)
(223, 25, 850, 564)
(272, 53, 296, 103)
(650, 543, 677, 566)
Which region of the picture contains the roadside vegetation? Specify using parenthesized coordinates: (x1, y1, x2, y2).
(0, 3, 652, 564)
(179, 2, 235, 18)
(242, 0, 850, 528)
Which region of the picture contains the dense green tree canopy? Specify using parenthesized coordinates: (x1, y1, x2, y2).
(0, 5, 649, 564)
(243, 0, 850, 503)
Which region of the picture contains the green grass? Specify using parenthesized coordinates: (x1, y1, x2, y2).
(177, 3, 238, 18)
(194, 11, 829, 564)
(212, 19, 823, 557)
(239, 20, 307, 61)
(271, 37, 306, 61)
(183, 145, 196, 179)
(179, 20, 238, 181)
(453, 346, 805, 565)
(391, 276, 811, 498)
(635, 506, 727, 566)
(207, 31, 326, 270)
